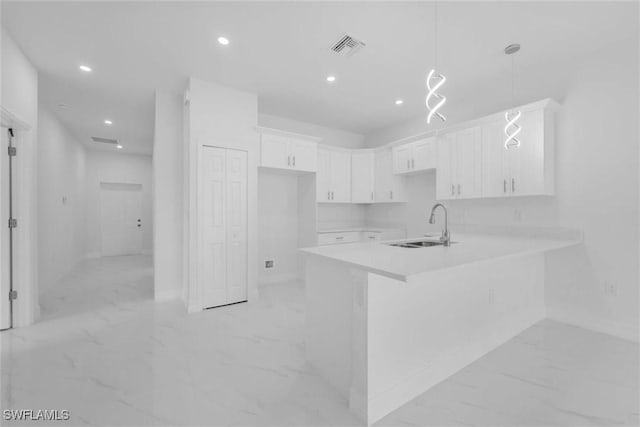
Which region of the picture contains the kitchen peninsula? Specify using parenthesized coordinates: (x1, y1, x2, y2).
(300, 228, 581, 425)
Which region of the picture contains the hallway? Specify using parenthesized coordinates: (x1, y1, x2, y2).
(1, 256, 638, 426)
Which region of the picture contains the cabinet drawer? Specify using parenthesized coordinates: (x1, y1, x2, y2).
(362, 231, 382, 241)
(317, 232, 360, 245)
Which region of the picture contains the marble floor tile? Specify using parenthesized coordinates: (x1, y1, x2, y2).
(1, 255, 638, 426)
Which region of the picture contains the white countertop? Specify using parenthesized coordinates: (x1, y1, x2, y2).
(300, 231, 582, 282)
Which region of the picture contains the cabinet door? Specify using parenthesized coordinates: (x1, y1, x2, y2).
(455, 127, 482, 198)
(508, 109, 546, 196)
(289, 139, 317, 172)
(200, 146, 228, 309)
(316, 148, 332, 202)
(225, 149, 248, 304)
(482, 121, 510, 197)
(393, 144, 412, 174)
(412, 138, 436, 171)
(351, 152, 375, 203)
(330, 150, 352, 202)
(260, 134, 289, 169)
(436, 134, 456, 200)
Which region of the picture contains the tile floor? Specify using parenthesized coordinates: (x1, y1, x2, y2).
(1, 255, 638, 426)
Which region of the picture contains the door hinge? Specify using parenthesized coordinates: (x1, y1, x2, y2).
(8, 146, 16, 157)
(9, 290, 17, 300)
(8, 218, 17, 229)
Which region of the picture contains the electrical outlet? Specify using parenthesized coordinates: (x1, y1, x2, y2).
(604, 281, 618, 296)
(265, 260, 274, 269)
(513, 208, 522, 222)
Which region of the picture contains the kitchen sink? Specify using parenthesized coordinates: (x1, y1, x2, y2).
(387, 239, 456, 248)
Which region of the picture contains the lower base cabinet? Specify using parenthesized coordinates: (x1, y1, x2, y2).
(199, 145, 248, 309)
(317, 229, 406, 246)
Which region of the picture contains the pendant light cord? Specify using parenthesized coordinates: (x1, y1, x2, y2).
(434, 0, 438, 71)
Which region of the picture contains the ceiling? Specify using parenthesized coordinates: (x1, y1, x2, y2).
(2, 1, 637, 155)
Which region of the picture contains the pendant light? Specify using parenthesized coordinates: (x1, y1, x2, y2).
(426, 0, 446, 124)
(504, 43, 521, 149)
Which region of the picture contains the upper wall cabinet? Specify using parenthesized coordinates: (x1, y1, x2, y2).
(259, 130, 318, 173)
(436, 127, 483, 200)
(351, 151, 375, 203)
(481, 105, 556, 198)
(374, 148, 406, 203)
(317, 147, 351, 203)
(393, 137, 436, 175)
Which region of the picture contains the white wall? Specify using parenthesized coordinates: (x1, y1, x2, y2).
(37, 105, 87, 292)
(86, 151, 153, 257)
(257, 171, 299, 285)
(366, 172, 440, 237)
(184, 78, 259, 311)
(364, 39, 639, 341)
(259, 113, 364, 149)
(153, 91, 183, 301)
(256, 114, 366, 284)
(1, 27, 39, 326)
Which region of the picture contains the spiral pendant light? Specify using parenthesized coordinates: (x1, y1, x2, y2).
(426, 0, 446, 124)
(504, 43, 521, 149)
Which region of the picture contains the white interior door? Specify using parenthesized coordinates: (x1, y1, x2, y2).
(0, 129, 11, 329)
(100, 183, 143, 256)
(225, 149, 248, 304)
(200, 146, 228, 308)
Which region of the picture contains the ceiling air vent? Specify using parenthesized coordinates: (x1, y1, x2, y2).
(330, 33, 366, 57)
(91, 136, 118, 145)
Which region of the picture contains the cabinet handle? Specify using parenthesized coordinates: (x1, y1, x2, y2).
(504, 179, 507, 193)
(327, 191, 331, 200)
(457, 184, 461, 195)
(331, 191, 334, 200)
(407, 159, 410, 170)
(368, 236, 376, 239)
(336, 236, 344, 240)
(287, 155, 291, 166)
(512, 178, 515, 193)
(293, 156, 296, 167)
(411, 158, 415, 169)
(390, 191, 393, 200)
(451, 185, 455, 196)
(371, 191, 374, 200)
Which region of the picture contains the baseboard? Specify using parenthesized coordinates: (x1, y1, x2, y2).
(547, 308, 639, 343)
(154, 289, 180, 302)
(258, 272, 299, 286)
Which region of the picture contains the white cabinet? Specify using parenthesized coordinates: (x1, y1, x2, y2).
(482, 108, 555, 197)
(436, 127, 482, 200)
(351, 152, 375, 203)
(393, 137, 437, 174)
(260, 133, 317, 173)
(317, 231, 361, 245)
(317, 228, 406, 246)
(317, 147, 351, 203)
(374, 148, 406, 202)
(199, 146, 248, 309)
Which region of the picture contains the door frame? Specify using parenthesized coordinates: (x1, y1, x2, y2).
(1, 106, 37, 328)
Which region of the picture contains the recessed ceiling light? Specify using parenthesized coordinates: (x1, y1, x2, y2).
(79, 65, 92, 72)
(326, 75, 336, 83)
(395, 99, 404, 105)
(217, 36, 229, 46)
(104, 119, 113, 125)
(116, 144, 123, 149)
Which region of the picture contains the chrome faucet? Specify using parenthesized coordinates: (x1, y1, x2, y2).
(429, 203, 451, 247)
